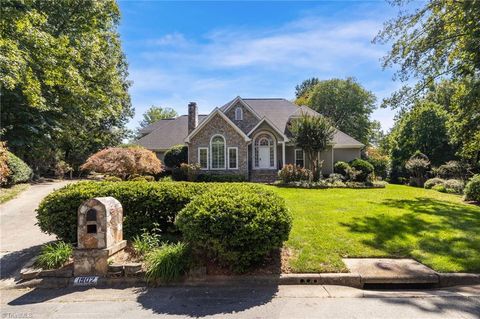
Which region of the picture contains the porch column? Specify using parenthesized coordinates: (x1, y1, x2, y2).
(281, 142, 286, 168)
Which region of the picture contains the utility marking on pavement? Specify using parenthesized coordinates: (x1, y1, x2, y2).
(74, 276, 99, 286)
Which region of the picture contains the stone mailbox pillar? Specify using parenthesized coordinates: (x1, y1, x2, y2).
(73, 197, 127, 276)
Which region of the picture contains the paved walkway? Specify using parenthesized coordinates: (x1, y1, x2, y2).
(1, 284, 479, 318)
(0, 180, 75, 282)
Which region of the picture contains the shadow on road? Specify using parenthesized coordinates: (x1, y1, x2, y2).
(136, 284, 279, 317)
(7, 283, 279, 317)
(0, 243, 47, 280)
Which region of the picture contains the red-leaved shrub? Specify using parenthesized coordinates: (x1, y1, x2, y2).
(0, 142, 10, 185)
(81, 147, 163, 179)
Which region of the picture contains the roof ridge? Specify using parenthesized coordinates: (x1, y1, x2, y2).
(242, 98, 286, 100)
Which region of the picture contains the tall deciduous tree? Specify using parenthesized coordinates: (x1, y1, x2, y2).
(139, 106, 178, 128)
(0, 0, 133, 174)
(374, 0, 480, 109)
(295, 77, 319, 99)
(375, 0, 480, 166)
(295, 78, 376, 145)
(290, 114, 335, 181)
(386, 100, 456, 168)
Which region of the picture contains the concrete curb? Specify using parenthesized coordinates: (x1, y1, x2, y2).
(7, 272, 480, 290)
(437, 273, 480, 287)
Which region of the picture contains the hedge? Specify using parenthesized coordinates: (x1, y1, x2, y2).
(196, 173, 246, 182)
(6, 152, 32, 185)
(176, 184, 292, 273)
(37, 181, 210, 243)
(465, 174, 480, 202)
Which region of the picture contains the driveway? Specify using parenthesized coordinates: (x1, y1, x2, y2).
(0, 180, 76, 281)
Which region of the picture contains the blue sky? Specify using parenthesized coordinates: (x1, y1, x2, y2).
(118, 1, 409, 132)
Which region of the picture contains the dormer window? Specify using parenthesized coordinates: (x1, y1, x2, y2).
(235, 107, 243, 120)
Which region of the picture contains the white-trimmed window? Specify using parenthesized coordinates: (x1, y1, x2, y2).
(235, 107, 243, 120)
(228, 147, 238, 169)
(210, 135, 225, 169)
(198, 147, 208, 170)
(295, 149, 305, 167)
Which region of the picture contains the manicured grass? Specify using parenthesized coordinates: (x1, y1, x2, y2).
(0, 183, 29, 204)
(270, 184, 480, 273)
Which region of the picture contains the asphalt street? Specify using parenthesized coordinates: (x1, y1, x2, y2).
(1, 284, 479, 319)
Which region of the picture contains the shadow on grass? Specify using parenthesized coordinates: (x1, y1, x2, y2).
(342, 197, 480, 272)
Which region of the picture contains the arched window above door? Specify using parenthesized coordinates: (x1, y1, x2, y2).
(253, 133, 275, 169)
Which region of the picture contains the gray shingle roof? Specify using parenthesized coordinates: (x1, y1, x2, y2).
(137, 97, 364, 150)
(136, 115, 207, 150)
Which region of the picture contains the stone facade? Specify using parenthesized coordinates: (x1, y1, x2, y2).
(224, 101, 259, 133)
(188, 102, 198, 134)
(188, 113, 249, 179)
(77, 197, 123, 249)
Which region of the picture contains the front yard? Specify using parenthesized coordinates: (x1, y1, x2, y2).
(271, 184, 480, 273)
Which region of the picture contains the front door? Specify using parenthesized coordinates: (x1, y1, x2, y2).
(258, 146, 270, 168)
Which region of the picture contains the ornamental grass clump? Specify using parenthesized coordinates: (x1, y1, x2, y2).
(145, 242, 190, 282)
(35, 241, 73, 270)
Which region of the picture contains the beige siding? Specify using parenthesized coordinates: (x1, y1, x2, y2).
(333, 148, 361, 163)
(320, 147, 334, 175)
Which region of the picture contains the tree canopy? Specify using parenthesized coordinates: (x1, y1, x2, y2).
(374, 0, 480, 109)
(295, 77, 377, 145)
(290, 114, 335, 180)
(0, 0, 133, 174)
(385, 100, 455, 167)
(139, 106, 178, 128)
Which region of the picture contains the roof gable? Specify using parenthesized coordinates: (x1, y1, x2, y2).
(184, 108, 251, 143)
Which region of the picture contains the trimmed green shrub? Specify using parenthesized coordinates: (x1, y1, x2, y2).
(436, 161, 468, 180)
(424, 178, 445, 189)
(444, 179, 464, 194)
(128, 175, 155, 182)
(432, 184, 447, 193)
(196, 173, 246, 182)
(334, 161, 350, 176)
(176, 184, 292, 273)
(145, 242, 190, 282)
(349, 159, 374, 182)
(278, 164, 312, 183)
(6, 152, 32, 185)
(464, 174, 480, 202)
(37, 181, 210, 243)
(164, 145, 188, 168)
(35, 241, 73, 270)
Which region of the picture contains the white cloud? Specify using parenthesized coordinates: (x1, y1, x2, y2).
(127, 16, 398, 131)
(145, 32, 188, 47)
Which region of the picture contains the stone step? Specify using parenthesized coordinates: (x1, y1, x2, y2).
(250, 170, 279, 183)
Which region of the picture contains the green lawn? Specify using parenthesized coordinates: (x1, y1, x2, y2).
(0, 183, 29, 204)
(270, 184, 480, 273)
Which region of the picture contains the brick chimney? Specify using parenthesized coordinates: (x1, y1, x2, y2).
(188, 102, 198, 134)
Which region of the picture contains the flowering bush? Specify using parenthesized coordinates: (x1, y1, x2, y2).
(278, 164, 312, 183)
